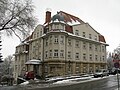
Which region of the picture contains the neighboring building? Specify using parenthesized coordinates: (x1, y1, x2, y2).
(14, 11, 109, 80)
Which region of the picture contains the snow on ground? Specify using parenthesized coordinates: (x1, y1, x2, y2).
(53, 76, 92, 84)
(20, 81, 29, 85)
(53, 79, 74, 84)
(114, 88, 119, 90)
(53, 75, 115, 85)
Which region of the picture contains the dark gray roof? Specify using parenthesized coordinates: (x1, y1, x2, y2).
(51, 13, 64, 22)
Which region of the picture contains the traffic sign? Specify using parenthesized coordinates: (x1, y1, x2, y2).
(114, 62, 119, 68)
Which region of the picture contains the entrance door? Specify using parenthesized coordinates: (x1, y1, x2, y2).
(34, 65, 39, 75)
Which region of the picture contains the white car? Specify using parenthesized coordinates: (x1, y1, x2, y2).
(93, 69, 109, 78)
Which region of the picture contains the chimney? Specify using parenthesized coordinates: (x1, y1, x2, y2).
(45, 10, 51, 24)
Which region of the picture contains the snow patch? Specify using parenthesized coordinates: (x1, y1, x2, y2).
(20, 81, 29, 85)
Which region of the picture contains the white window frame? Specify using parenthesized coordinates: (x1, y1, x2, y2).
(68, 51, 71, 58)
(60, 36, 64, 44)
(68, 39, 72, 46)
(54, 35, 58, 43)
(83, 53, 86, 60)
(83, 32, 86, 37)
(49, 50, 52, 57)
(75, 30, 79, 35)
(54, 50, 58, 57)
(60, 50, 64, 58)
(75, 40, 79, 47)
(75, 53, 79, 59)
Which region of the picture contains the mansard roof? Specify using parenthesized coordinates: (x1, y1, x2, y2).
(50, 11, 85, 25)
(59, 11, 85, 24)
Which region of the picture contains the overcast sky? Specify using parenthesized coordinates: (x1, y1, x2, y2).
(1, 0, 120, 59)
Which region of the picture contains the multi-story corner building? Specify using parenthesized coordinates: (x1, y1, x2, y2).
(14, 11, 108, 80)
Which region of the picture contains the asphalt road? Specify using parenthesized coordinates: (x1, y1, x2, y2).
(0, 75, 119, 90)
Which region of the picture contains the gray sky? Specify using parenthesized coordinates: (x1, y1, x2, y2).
(1, 0, 120, 59)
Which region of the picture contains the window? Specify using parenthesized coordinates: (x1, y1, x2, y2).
(83, 32, 86, 37)
(83, 42, 86, 49)
(49, 35, 52, 44)
(49, 50, 52, 57)
(95, 45, 98, 51)
(75, 53, 79, 59)
(32, 46, 35, 52)
(55, 24, 59, 29)
(75, 30, 79, 35)
(54, 50, 58, 57)
(54, 35, 58, 43)
(102, 45, 105, 52)
(95, 35, 97, 40)
(45, 38, 48, 46)
(45, 51, 48, 58)
(89, 54, 92, 60)
(75, 40, 79, 47)
(95, 55, 98, 61)
(102, 56, 105, 61)
(83, 53, 86, 60)
(68, 52, 71, 58)
(68, 39, 71, 46)
(100, 56, 101, 61)
(40, 31, 42, 36)
(37, 32, 39, 37)
(60, 50, 64, 58)
(34, 33, 36, 38)
(89, 34, 92, 39)
(39, 52, 41, 59)
(60, 36, 64, 44)
(89, 43, 92, 50)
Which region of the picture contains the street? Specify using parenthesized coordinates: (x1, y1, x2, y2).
(0, 75, 119, 90)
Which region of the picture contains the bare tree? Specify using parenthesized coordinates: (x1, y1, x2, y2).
(0, 0, 36, 41)
(114, 44, 120, 54)
(0, 55, 13, 75)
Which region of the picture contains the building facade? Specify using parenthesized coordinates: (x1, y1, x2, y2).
(14, 11, 108, 80)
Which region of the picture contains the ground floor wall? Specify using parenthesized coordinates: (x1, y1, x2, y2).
(44, 61, 107, 77)
(26, 61, 107, 77)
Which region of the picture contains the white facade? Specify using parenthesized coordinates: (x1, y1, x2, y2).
(14, 11, 108, 80)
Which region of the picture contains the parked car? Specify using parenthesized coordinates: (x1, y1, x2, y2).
(93, 69, 109, 78)
(109, 68, 120, 75)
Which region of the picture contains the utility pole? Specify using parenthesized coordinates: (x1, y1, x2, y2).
(113, 54, 120, 90)
(117, 68, 120, 90)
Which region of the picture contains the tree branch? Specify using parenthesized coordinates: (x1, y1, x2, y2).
(11, 29, 22, 42)
(0, 16, 14, 31)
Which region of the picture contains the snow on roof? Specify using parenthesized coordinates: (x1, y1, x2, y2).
(25, 59, 42, 65)
(66, 19, 81, 25)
